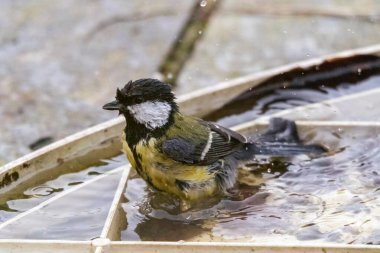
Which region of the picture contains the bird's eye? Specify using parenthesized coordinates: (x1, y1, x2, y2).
(135, 97, 143, 103)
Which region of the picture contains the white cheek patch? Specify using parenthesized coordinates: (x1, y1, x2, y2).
(127, 101, 171, 130)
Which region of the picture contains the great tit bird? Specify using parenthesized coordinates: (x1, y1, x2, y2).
(103, 79, 325, 208)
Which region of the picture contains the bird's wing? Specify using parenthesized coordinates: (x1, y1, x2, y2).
(161, 120, 246, 165)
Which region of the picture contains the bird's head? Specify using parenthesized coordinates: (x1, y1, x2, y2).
(103, 79, 178, 130)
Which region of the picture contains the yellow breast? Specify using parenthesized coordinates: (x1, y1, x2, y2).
(121, 134, 218, 201)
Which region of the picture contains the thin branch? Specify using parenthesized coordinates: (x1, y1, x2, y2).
(158, 0, 221, 85)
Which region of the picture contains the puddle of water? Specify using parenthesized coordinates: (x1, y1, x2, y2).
(120, 131, 380, 244)
(0, 171, 123, 240)
(0, 154, 126, 240)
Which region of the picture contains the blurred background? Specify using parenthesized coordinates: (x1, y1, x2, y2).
(1, 0, 380, 164)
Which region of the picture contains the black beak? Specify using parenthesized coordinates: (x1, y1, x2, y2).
(103, 100, 120, 111)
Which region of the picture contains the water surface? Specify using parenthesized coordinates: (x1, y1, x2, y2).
(0, 155, 126, 240)
(121, 130, 380, 244)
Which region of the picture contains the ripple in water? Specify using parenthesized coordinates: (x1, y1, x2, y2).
(121, 131, 380, 244)
(0, 155, 126, 229)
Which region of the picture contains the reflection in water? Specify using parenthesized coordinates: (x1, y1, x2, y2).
(121, 132, 380, 244)
(209, 75, 380, 127)
(27, 186, 64, 197)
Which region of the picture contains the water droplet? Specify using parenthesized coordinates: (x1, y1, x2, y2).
(357, 68, 362, 75)
(200, 0, 207, 7)
(198, 30, 203, 35)
(267, 168, 272, 173)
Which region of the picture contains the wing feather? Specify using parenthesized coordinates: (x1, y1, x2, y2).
(161, 119, 245, 165)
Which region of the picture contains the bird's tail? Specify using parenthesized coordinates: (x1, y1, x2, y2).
(233, 142, 325, 160)
(249, 142, 326, 156)
(234, 117, 327, 159)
